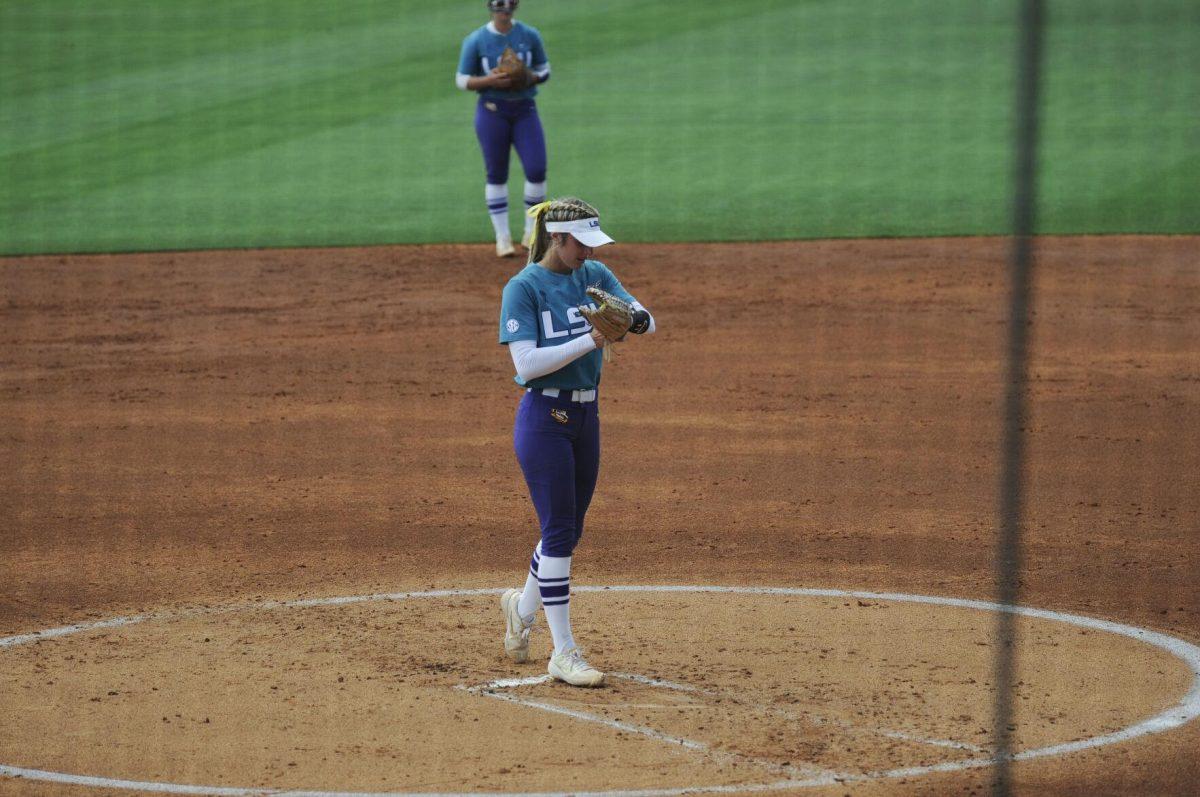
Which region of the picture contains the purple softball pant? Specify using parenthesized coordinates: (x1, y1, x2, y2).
(474, 96, 547, 185)
(513, 390, 599, 558)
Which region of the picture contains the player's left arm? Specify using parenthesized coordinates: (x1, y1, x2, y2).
(529, 28, 551, 85)
(599, 266, 655, 335)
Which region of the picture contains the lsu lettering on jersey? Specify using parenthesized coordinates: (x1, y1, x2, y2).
(458, 21, 549, 101)
(499, 261, 637, 390)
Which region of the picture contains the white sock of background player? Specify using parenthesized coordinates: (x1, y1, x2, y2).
(486, 182, 510, 242)
(516, 541, 543, 624)
(522, 180, 546, 241)
(537, 554, 576, 655)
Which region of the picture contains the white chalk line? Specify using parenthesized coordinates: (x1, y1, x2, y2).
(0, 613, 153, 649)
(848, 721, 986, 753)
(466, 689, 842, 784)
(460, 674, 843, 781)
(610, 671, 986, 754)
(729, 696, 988, 755)
(462, 687, 708, 752)
(0, 589, 503, 652)
(470, 671, 983, 757)
(609, 673, 705, 693)
(0, 585, 1195, 796)
(457, 675, 712, 753)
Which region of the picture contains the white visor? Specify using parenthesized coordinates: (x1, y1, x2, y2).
(544, 217, 615, 248)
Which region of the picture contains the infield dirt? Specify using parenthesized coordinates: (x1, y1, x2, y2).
(1, 236, 1197, 795)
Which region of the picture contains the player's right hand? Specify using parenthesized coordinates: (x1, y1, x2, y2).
(489, 68, 513, 88)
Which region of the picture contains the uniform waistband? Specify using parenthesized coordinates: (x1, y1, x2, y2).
(527, 387, 597, 403)
(481, 96, 536, 108)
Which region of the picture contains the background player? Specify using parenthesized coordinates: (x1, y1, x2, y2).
(456, 0, 551, 257)
(497, 197, 656, 686)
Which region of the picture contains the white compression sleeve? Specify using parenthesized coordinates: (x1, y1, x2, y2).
(508, 337, 597, 382)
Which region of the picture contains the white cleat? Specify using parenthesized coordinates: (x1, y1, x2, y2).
(548, 646, 605, 687)
(500, 588, 531, 663)
(496, 236, 516, 258)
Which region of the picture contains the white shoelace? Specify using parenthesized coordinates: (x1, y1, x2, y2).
(564, 648, 596, 671)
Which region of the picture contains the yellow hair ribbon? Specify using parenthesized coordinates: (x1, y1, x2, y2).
(526, 200, 553, 219)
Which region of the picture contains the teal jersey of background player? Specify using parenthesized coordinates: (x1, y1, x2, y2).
(458, 21, 548, 101)
(499, 260, 637, 391)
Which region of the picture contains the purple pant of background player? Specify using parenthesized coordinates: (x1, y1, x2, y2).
(512, 391, 599, 559)
(475, 97, 547, 185)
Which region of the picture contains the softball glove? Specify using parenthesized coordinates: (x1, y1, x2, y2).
(497, 47, 536, 90)
(580, 286, 634, 342)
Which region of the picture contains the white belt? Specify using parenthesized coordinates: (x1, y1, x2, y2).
(528, 387, 597, 403)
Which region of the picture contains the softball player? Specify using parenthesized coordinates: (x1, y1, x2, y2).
(456, 0, 551, 257)
(497, 197, 656, 686)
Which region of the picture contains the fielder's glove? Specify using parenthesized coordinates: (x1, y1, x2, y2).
(580, 286, 650, 342)
(497, 47, 536, 90)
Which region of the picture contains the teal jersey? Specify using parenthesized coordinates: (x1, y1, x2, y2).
(458, 21, 548, 102)
(499, 261, 637, 391)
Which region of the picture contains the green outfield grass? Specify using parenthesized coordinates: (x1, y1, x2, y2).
(1, 0, 1197, 255)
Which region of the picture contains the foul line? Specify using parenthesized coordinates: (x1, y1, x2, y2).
(0, 584, 1197, 796)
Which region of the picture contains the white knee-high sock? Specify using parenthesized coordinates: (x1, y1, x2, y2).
(486, 183, 510, 240)
(517, 542, 542, 623)
(523, 180, 546, 237)
(538, 554, 575, 655)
